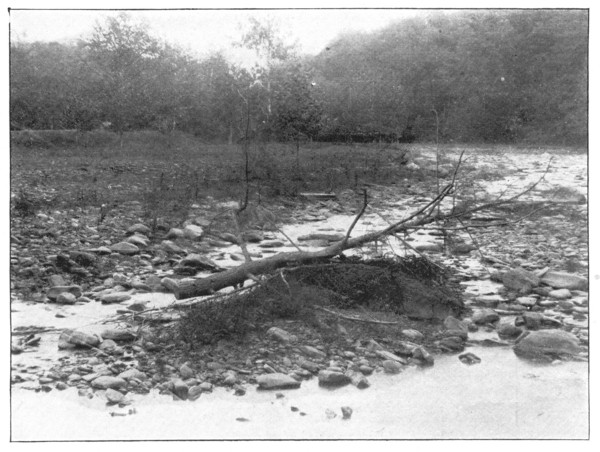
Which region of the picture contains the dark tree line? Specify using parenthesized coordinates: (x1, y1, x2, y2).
(10, 10, 587, 145)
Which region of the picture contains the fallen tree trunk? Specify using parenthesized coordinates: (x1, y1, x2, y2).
(174, 151, 551, 300)
(175, 185, 452, 299)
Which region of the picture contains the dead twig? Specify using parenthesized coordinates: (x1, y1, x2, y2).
(314, 306, 398, 325)
(342, 188, 368, 247)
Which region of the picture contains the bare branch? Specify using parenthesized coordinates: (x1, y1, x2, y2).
(342, 189, 368, 247)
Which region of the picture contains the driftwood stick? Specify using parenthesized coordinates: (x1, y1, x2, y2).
(314, 306, 398, 325)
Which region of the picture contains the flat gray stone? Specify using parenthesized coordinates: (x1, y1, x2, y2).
(257, 373, 301, 390)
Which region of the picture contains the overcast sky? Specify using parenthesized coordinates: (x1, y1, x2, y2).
(10, 9, 423, 63)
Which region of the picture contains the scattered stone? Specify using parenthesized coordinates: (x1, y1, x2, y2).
(58, 329, 101, 349)
(127, 223, 151, 235)
(497, 322, 523, 339)
(161, 277, 179, 292)
(109, 242, 139, 255)
(183, 225, 204, 241)
(437, 336, 465, 352)
(540, 271, 588, 291)
(516, 296, 538, 307)
(374, 348, 407, 364)
(47, 285, 82, 301)
(259, 240, 285, 248)
(165, 228, 184, 239)
(56, 292, 77, 305)
(161, 240, 184, 254)
(105, 388, 125, 404)
(549, 289, 572, 300)
(298, 345, 326, 359)
(318, 370, 351, 387)
(502, 267, 541, 293)
(101, 328, 136, 342)
(341, 406, 353, 420)
(91, 376, 127, 390)
(459, 352, 482, 365)
(256, 373, 301, 390)
(179, 363, 195, 379)
(241, 231, 263, 243)
(55, 382, 68, 391)
(520, 312, 544, 330)
(267, 327, 297, 343)
(472, 308, 500, 325)
(325, 409, 337, 419)
(412, 346, 435, 366)
(180, 254, 220, 271)
(188, 385, 203, 401)
(346, 370, 370, 389)
(99, 339, 119, 352)
(474, 295, 504, 308)
(359, 365, 374, 376)
(401, 329, 424, 341)
(48, 275, 66, 286)
(100, 292, 131, 304)
(299, 359, 320, 373)
(126, 234, 149, 247)
(172, 380, 189, 400)
(382, 360, 403, 374)
(514, 330, 582, 361)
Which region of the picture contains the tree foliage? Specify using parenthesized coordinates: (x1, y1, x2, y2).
(10, 11, 587, 145)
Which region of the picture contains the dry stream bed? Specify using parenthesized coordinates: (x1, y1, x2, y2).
(10, 149, 588, 439)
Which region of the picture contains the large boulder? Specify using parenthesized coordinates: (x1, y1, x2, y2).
(541, 271, 588, 291)
(513, 330, 582, 361)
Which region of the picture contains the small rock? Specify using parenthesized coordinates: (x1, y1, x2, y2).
(267, 327, 297, 343)
(165, 228, 184, 239)
(127, 223, 151, 235)
(256, 373, 301, 390)
(458, 352, 482, 365)
(318, 370, 351, 387)
(401, 329, 424, 341)
(375, 350, 407, 364)
(549, 289, 572, 300)
(183, 225, 204, 241)
(58, 329, 101, 349)
(56, 292, 77, 305)
(91, 376, 126, 390)
(179, 364, 195, 379)
(101, 328, 136, 342)
(105, 388, 125, 404)
(100, 292, 132, 304)
(118, 368, 148, 381)
(472, 308, 500, 325)
(341, 406, 353, 420)
(109, 242, 139, 255)
(412, 346, 435, 366)
(298, 344, 326, 359)
(47, 285, 82, 302)
(382, 360, 403, 374)
(502, 267, 541, 293)
(172, 380, 189, 400)
(188, 385, 203, 401)
(346, 370, 370, 389)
